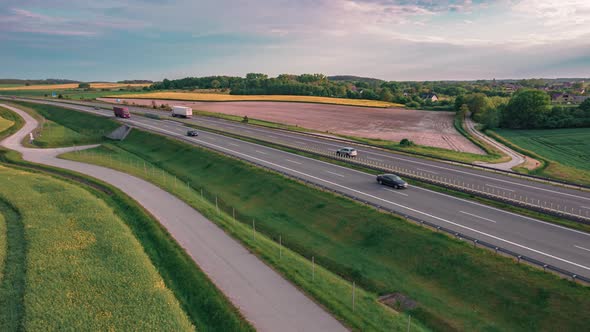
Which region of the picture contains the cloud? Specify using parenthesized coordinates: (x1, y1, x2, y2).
(0, 6, 148, 36)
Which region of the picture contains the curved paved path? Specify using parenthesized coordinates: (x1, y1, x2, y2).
(0, 103, 347, 332)
(465, 118, 528, 171)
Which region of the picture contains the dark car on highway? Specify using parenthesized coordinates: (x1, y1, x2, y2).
(376, 174, 408, 189)
(186, 130, 199, 137)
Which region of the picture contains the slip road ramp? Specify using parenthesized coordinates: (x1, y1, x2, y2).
(106, 125, 132, 140)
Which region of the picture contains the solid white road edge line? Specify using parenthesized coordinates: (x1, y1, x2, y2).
(129, 120, 590, 272)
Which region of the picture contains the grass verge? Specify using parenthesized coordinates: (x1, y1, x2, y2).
(0, 165, 195, 331)
(9, 101, 119, 147)
(0, 199, 25, 331)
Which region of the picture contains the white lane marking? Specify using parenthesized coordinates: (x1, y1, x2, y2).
(201, 115, 590, 201)
(255, 150, 267, 155)
(460, 211, 497, 223)
(382, 188, 409, 196)
(228, 143, 240, 147)
(206, 137, 216, 141)
(326, 171, 345, 177)
(286, 159, 302, 165)
(366, 156, 384, 162)
(413, 185, 590, 237)
(417, 168, 438, 174)
(575, 245, 590, 253)
(296, 141, 307, 145)
(30, 105, 590, 270)
(128, 115, 590, 239)
(485, 184, 515, 192)
(574, 245, 590, 251)
(118, 120, 590, 272)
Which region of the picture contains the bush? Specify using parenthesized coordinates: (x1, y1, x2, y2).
(242, 115, 249, 123)
(405, 101, 420, 108)
(399, 138, 414, 147)
(78, 82, 90, 89)
(57, 94, 63, 99)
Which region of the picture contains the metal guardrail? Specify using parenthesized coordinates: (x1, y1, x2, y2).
(6, 96, 590, 192)
(182, 137, 590, 284)
(175, 118, 590, 223)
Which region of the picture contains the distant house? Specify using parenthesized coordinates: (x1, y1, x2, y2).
(422, 93, 438, 102)
(552, 93, 589, 104)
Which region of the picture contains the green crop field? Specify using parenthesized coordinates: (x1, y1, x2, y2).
(0, 116, 13, 133)
(0, 165, 194, 331)
(493, 128, 590, 184)
(494, 128, 590, 171)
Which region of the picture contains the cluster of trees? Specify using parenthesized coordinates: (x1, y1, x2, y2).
(150, 73, 458, 106)
(456, 90, 590, 129)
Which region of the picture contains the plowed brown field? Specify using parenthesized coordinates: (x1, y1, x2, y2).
(99, 98, 483, 154)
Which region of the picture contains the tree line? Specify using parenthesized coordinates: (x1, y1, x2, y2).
(456, 90, 590, 129)
(149, 73, 510, 107)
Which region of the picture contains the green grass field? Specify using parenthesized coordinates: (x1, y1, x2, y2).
(494, 128, 590, 171)
(0, 116, 13, 133)
(11, 101, 119, 147)
(0, 165, 194, 331)
(19, 101, 590, 331)
(492, 128, 590, 185)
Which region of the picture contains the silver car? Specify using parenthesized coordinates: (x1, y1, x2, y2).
(336, 147, 358, 157)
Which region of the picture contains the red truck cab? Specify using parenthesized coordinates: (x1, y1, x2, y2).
(113, 106, 130, 118)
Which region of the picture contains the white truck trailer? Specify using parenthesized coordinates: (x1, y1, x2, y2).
(171, 105, 193, 118)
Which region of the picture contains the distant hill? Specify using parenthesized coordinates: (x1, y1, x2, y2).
(117, 80, 153, 84)
(0, 78, 79, 85)
(328, 75, 385, 84)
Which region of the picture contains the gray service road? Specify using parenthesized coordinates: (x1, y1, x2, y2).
(21, 97, 590, 220)
(14, 98, 590, 278)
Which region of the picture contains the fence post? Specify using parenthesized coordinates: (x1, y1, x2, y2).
(407, 315, 411, 332)
(352, 281, 356, 312)
(312, 256, 315, 281)
(216, 196, 219, 214)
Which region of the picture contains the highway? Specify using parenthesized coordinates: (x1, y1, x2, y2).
(20, 97, 590, 221)
(12, 98, 590, 279)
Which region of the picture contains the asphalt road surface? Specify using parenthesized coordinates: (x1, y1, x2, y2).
(20, 97, 590, 221)
(10, 98, 590, 279)
(0, 103, 348, 332)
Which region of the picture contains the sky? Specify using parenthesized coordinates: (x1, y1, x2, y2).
(0, 0, 589, 81)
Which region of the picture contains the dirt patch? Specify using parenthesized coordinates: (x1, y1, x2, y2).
(99, 98, 484, 154)
(379, 292, 418, 311)
(521, 156, 542, 171)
